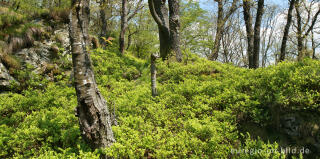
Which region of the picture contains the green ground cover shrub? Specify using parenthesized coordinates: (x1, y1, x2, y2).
(1, 49, 319, 158)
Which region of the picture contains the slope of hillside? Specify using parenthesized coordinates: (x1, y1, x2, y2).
(1, 47, 320, 158)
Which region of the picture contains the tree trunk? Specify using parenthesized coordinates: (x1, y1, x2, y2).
(252, 0, 264, 68)
(242, 0, 254, 68)
(158, 26, 171, 60)
(99, 0, 107, 46)
(210, 0, 238, 61)
(210, 0, 223, 61)
(148, 0, 182, 61)
(148, 0, 171, 60)
(280, 0, 295, 62)
(295, 1, 304, 61)
(312, 31, 316, 59)
(151, 53, 158, 97)
(119, 0, 128, 54)
(168, 0, 182, 62)
(69, 0, 116, 152)
(127, 29, 133, 50)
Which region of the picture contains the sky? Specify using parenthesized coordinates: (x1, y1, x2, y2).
(198, 0, 289, 11)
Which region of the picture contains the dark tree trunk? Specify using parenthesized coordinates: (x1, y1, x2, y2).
(312, 31, 316, 59)
(243, 0, 254, 68)
(158, 26, 171, 60)
(99, 0, 108, 46)
(119, 0, 128, 54)
(69, 0, 116, 152)
(148, 0, 171, 60)
(168, 0, 182, 62)
(280, 0, 295, 62)
(148, 0, 182, 61)
(295, 1, 304, 61)
(151, 53, 158, 97)
(252, 0, 264, 68)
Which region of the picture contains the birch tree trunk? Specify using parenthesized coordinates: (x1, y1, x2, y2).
(69, 0, 116, 152)
(151, 53, 158, 97)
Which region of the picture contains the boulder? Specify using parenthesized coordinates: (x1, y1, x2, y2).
(0, 62, 15, 91)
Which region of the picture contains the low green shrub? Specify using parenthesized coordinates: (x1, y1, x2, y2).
(1, 50, 319, 158)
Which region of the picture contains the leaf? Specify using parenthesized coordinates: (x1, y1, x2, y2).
(101, 37, 113, 45)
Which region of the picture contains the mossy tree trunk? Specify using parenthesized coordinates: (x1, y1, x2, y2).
(69, 0, 116, 152)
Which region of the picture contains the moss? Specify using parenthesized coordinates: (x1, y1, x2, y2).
(0, 52, 21, 71)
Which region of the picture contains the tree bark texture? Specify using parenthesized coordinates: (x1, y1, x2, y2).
(168, 0, 182, 62)
(279, 0, 295, 62)
(69, 0, 116, 151)
(253, 0, 264, 68)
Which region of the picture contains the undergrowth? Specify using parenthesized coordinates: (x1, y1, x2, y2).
(1, 49, 319, 158)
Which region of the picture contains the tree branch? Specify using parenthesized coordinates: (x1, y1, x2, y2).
(305, 6, 320, 37)
(148, 0, 163, 26)
(128, 0, 144, 21)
